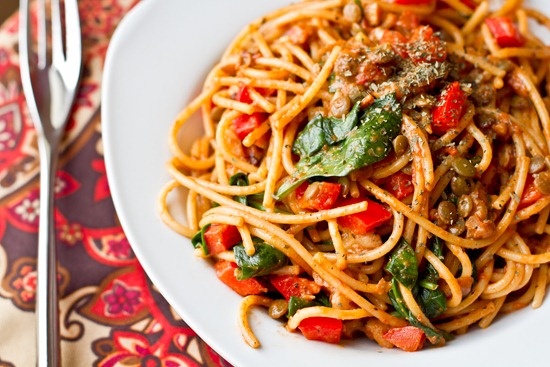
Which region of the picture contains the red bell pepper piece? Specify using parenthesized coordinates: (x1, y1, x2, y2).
(204, 224, 241, 255)
(236, 86, 253, 104)
(232, 112, 268, 141)
(431, 81, 467, 136)
(295, 182, 341, 211)
(380, 30, 409, 59)
(337, 198, 392, 235)
(295, 182, 308, 199)
(298, 317, 343, 344)
(233, 86, 270, 141)
(236, 86, 275, 103)
(407, 25, 447, 63)
(383, 326, 426, 352)
(270, 275, 321, 300)
(396, 10, 420, 33)
(485, 17, 525, 48)
(214, 260, 267, 297)
(382, 172, 414, 200)
(519, 174, 548, 209)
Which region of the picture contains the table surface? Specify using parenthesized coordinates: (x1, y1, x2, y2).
(0, 1, 230, 366)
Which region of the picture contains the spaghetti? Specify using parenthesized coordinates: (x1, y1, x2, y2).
(159, 0, 550, 352)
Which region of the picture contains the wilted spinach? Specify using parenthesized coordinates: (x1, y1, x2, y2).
(228, 172, 284, 212)
(191, 224, 211, 256)
(417, 237, 447, 318)
(292, 102, 361, 157)
(275, 94, 402, 199)
(287, 293, 331, 317)
(229, 172, 249, 206)
(417, 285, 447, 319)
(389, 278, 452, 343)
(386, 238, 418, 289)
(387, 237, 451, 343)
(234, 242, 287, 280)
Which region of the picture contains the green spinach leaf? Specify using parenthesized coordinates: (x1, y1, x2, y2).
(329, 101, 362, 143)
(432, 236, 444, 259)
(419, 237, 443, 288)
(228, 172, 275, 211)
(234, 242, 287, 280)
(389, 279, 452, 343)
(386, 238, 418, 290)
(191, 224, 211, 256)
(292, 115, 331, 157)
(388, 278, 410, 319)
(417, 237, 447, 318)
(229, 172, 249, 205)
(387, 237, 452, 342)
(417, 286, 447, 319)
(287, 293, 331, 317)
(292, 102, 361, 157)
(287, 296, 313, 317)
(275, 94, 401, 199)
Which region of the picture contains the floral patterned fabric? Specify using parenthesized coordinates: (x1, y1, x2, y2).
(0, 1, 230, 366)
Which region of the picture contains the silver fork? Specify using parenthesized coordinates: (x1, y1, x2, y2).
(19, 0, 82, 365)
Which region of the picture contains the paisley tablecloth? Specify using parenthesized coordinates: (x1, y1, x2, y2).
(0, 1, 230, 366)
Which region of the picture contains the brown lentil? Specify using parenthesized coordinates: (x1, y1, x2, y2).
(268, 299, 288, 319)
(457, 195, 473, 218)
(303, 182, 321, 202)
(451, 176, 472, 196)
(392, 135, 409, 156)
(529, 155, 547, 174)
(343, 2, 362, 23)
(438, 200, 458, 225)
(452, 157, 477, 178)
(535, 171, 550, 195)
(330, 90, 351, 118)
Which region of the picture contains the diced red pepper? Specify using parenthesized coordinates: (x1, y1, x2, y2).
(382, 172, 414, 200)
(204, 224, 242, 255)
(214, 260, 267, 297)
(236, 86, 253, 104)
(431, 81, 467, 136)
(236, 86, 275, 103)
(519, 174, 548, 209)
(383, 326, 426, 352)
(258, 87, 276, 98)
(337, 198, 392, 235)
(298, 317, 343, 344)
(295, 182, 342, 211)
(232, 112, 268, 141)
(233, 86, 271, 141)
(407, 25, 447, 63)
(270, 275, 321, 300)
(380, 30, 409, 59)
(396, 10, 420, 33)
(392, 0, 433, 5)
(295, 182, 308, 198)
(356, 61, 390, 85)
(485, 17, 525, 48)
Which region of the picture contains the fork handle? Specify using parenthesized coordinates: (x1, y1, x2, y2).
(36, 138, 61, 367)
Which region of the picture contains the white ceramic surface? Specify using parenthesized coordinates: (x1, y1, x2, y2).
(102, 1, 549, 366)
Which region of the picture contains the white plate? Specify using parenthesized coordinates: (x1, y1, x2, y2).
(102, 1, 549, 366)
